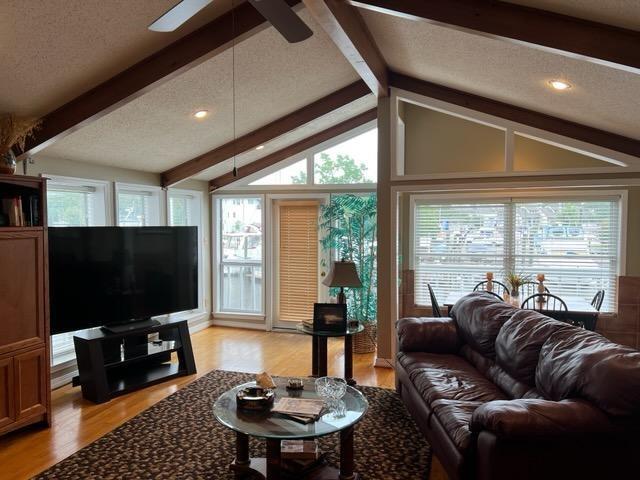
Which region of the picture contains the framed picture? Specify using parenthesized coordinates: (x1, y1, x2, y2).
(313, 303, 347, 332)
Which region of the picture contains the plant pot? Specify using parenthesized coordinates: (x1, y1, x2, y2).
(0, 149, 17, 175)
(353, 322, 377, 354)
(509, 289, 521, 307)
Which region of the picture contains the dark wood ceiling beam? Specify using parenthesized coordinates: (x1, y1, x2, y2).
(21, 0, 302, 157)
(390, 72, 640, 159)
(162, 80, 370, 186)
(349, 0, 640, 75)
(209, 108, 376, 190)
(303, 0, 388, 96)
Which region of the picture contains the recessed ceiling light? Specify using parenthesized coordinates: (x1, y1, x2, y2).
(256, 145, 265, 150)
(548, 79, 572, 91)
(193, 110, 209, 119)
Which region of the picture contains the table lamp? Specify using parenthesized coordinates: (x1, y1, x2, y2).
(322, 259, 362, 304)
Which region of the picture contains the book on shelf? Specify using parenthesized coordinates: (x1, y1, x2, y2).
(1, 197, 25, 226)
(281, 440, 319, 460)
(282, 455, 327, 476)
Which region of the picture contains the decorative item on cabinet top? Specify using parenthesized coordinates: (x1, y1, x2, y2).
(0, 114, 41, 175)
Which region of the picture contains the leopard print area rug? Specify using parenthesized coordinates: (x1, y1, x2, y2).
(35, 370, 431, 479)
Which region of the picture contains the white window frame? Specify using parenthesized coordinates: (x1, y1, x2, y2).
(46, 175, 111, 367)
(390, 87, 640, 182)
(115, 182, 164, 226)
(46, 174, 112, 226)
(409, 189, 627, 311)
(220, 120, 378, 192)
(213, 194, 266, 319)
(167, 188, 205, 315)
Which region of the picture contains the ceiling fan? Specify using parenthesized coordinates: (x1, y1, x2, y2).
(149, 0, 313, 43)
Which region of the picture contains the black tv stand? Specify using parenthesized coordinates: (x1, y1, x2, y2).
(101, 318, 161, 334)
(72, 317, 196, 403)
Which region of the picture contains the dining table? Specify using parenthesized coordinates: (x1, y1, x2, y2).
(443, 291, 599, 331)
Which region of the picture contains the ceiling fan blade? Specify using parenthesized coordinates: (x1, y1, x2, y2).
(248, 0, 313, 43)
(149, 0, 214, 32)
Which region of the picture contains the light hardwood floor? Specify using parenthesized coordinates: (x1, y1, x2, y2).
(0, 326, 446, 480)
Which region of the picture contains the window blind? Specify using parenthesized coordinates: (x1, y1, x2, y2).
(414, 202, 506, 306)
(513, 200, 619, 311)
(169, 195, 192, 226)
(118, 192, 150, 226)
(414, 197, 620, 312)
(279, 202, 319, 323)
(47, 183, 102, 361)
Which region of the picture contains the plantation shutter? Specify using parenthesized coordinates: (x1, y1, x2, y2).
(279, 201, 319, 323)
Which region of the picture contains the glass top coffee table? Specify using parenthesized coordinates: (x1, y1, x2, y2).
(296, 323, 364, 386)
(213, 378, 368, 479)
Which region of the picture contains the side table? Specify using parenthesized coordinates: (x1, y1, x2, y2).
(296, 323, 364, 386)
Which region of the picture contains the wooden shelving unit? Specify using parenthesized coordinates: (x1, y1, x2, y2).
(72, 318, 196, 404)
(0, 173, 51, 437)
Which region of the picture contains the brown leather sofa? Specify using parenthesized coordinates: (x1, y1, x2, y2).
(396, 292, 640, 480)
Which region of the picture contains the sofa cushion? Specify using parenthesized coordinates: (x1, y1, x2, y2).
(450, 292, 518, 359)
(536, 328, 640, 416)
(496, 310, 571, 385)
(432, 399, 483, 451)
(470, 398, 620, 438)
(462, 344, 538, 399)
(396, 317, 461, 353)
(398, 352, 508, 405)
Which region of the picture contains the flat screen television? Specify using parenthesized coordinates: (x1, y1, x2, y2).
(49, 226, 198, 334)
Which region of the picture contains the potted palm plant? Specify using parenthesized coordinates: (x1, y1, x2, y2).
(319, 194, 377, 353)
(0, 114, 41, 175)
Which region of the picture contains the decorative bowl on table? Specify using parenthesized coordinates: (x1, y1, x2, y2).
(236, 386, 275, 411)
(315, 377, 347, 400)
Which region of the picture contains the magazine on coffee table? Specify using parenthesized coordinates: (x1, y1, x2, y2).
(272, 398, 325, 420)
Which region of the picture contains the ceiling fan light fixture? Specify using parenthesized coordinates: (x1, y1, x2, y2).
(149, 0, 214, 32)
(193, 110, 209, 119)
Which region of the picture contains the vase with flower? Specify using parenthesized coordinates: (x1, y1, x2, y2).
(505, 272, 531, 306)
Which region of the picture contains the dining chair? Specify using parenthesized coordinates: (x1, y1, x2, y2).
(520, 281, 550, 297)
(591, 290, 605, 311)
(474, 280, 509, 298)
(521, 293, 568, 312)
(427, 283, 443, 318)
(482, 290, 504, 301)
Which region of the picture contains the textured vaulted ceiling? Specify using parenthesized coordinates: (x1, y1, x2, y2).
(359, 8, 640, 140)
(0, 0, 234, 116)
(191, 94, 376, 181)
(35, 7, 360, 173)
(506, 0, 640, 31)
(4, 0, 639, 182)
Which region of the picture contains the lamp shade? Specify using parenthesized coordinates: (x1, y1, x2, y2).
(322, 260, 362, 288)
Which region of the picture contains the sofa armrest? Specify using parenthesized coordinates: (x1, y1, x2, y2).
(396, 317, 461, 353)
(470, 399, 618, 439)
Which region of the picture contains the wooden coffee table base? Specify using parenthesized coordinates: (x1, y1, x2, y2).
(231, 429, 359, 480)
